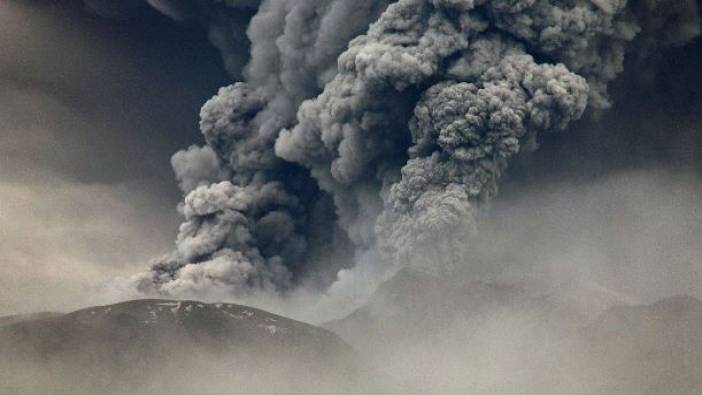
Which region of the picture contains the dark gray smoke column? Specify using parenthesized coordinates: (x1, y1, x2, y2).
(128, 0, 393, 298)
(129, 0, 701, 298)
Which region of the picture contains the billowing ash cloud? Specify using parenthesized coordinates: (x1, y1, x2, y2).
(122, 0, 700, 299)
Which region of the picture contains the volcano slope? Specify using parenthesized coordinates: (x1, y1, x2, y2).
(0, 299, 360, 395)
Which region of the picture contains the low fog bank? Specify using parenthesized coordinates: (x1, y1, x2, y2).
(0, 345, 370, 395)
(322, 159, 702, 392)
(318, 171, 702, 393)
(328, 270, 702, 394)
(3, 276, 702, 394)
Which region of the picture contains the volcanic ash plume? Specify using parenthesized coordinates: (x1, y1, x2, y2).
(124, 0, 701, 299)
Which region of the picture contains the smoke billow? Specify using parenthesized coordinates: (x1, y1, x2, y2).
(119, 0, 701, 301)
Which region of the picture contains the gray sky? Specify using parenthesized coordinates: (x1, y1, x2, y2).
(0, 0, 228, 314)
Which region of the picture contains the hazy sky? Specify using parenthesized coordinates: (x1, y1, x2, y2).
(0, 0, 229, 314)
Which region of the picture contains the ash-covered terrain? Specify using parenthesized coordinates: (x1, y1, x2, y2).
(3, 277, 702, 394)
(0, 300, 361, 395)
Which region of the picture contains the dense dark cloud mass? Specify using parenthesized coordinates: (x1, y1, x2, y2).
(121, 0, 701, 301)
(127, 0, 394, 298)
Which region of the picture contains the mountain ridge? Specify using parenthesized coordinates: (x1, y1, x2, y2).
(0, 298, 359, 395)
